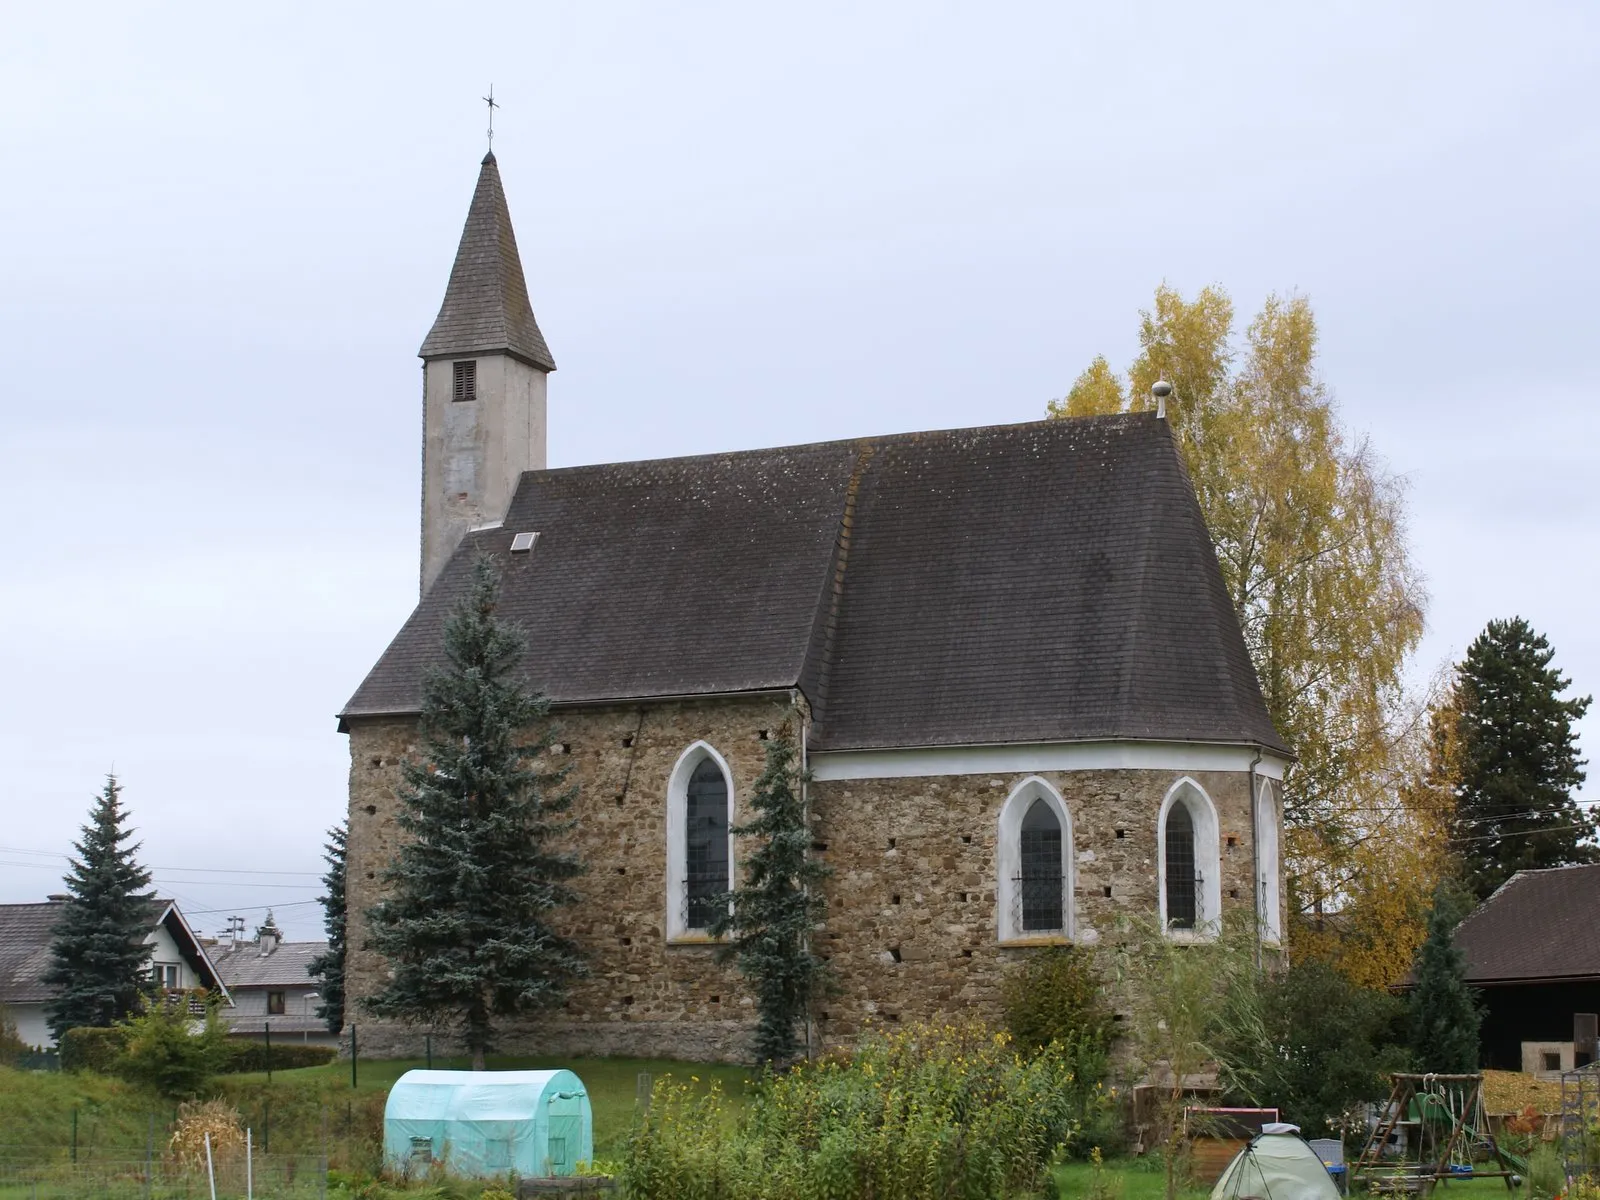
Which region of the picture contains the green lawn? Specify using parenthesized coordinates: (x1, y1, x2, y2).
(0, 1054, 751, 1167)
(230, 1052, 754, 1156)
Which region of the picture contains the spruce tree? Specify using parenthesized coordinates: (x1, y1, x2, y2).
(307, 821, 347, 1034)
(1407, 886, 1482, 1072)
(1451, 617, 1594, 900)
(709, 716, 830, 1065)
(43, 775, 156, 1041)
(363, 556, 585, 1068)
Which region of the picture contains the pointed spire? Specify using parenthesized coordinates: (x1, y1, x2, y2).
(419, 152, 556, 371)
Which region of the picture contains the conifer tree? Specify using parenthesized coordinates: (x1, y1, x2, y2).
(43, 775, 156, 1041)
(307, 821, 347, 1034)
(709, 717, 830, 1065)
(363, 556, 585, 1069)
(1450, 617, 1595, 900)
(1407, 886, 1481, 1072)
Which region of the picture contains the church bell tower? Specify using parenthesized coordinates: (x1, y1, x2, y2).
(418, 151, 555, 595)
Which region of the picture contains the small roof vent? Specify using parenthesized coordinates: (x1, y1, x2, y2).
(510, 531, 539, 553)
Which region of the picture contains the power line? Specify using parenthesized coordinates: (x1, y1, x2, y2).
(0, 845, 322, 877)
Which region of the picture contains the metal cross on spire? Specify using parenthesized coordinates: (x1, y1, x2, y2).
(484, 85, 499, 152)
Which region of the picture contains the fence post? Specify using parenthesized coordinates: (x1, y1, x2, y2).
(246, 1127, 253, 1200)
(71, 1106, 77, 1163)
(264, 1099, 270, 1154)
(145, 1112, 154, 1200)
(320, 1104, 328, 1200)
(425, 1032, 431, 1070)
(350, 1023, 358, 1089)
(265, 1021, 272, 1083)
(204, 1130, 217, 1200)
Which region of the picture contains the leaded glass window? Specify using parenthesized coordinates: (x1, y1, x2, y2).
(684, 758, 729, 930)
(1165, 801, 1198, 930)
(1018, 798, 1064, 932)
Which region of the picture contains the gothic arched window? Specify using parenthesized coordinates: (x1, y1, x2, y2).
(1019, 800, 1064, 932)
(1257, 781, 1282, 944)
(1158, 778, 1222, 938)
(997, 778, 1073, 941)
(684, 759, 730, 931)
(1165, 802, 1198, 930)
(665, 742, 734, 940)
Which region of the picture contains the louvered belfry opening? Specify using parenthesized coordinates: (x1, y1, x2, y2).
(1018, 798, 1064, 932)
(452, 359, 477, 403)
(684, 759, 729, 930)
(1166, 802, 1198, 930)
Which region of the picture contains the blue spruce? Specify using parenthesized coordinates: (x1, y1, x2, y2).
(44, 776, 156, 1041)
(363, 556, 585, 1068)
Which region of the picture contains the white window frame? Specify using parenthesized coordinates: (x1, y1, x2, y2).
(996, 776, 1074, 943)
(665, 740, 734, 943)
(1256, 779, 1283, 945)
(1157, 777, 1222, 941)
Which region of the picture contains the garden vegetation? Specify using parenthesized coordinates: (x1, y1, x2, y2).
(621, 1019, 1100, 1200)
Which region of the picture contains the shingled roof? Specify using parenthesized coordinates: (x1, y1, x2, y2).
(344, 412, 1287, 755)
(211, 940, 326, 989)
(0, 898, 226, 1005)
(417, 151, 555, 371)
(1454, 864, 1600, 983)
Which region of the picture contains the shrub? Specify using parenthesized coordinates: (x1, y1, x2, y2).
(59, 1025, 130, 1073)
(1002, 946, 1115, 1053)
(622, 1019, 1086, 1200)
(224, 1042, 338, 1073)
(1001, 946, 1120, 1154)
(0, 1007, 28, 1065)
(1216, 959, 1408, 1138)
(114, 996, 232, 1098)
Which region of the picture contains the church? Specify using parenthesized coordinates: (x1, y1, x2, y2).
(340, 151, 1291, 1060)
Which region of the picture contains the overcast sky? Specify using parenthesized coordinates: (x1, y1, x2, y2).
(2, 2, 1596, 939)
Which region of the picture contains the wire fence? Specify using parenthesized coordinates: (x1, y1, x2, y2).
(0, 1151, 327, 1199)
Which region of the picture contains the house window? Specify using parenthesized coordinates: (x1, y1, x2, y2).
(152, 963, 180, 989)
(997, 777, 1072, 942)
(266, 991, 286, 1015)
(452, 359, 477, 402)
(1158, 778, 1223, 938)
(1543, 1051, 1562, 1072)
(666, 742, 734, 940)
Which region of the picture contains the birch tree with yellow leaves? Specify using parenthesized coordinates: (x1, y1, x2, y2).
(1051, 286, 1439, 985)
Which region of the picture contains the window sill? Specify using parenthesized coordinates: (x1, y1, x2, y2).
(666, 933, 726, 947)
(998, 934, 1073, 948)
(1162, 928, 1220, 945)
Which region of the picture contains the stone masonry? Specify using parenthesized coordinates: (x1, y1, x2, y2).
(345, 695, 1282, 1061)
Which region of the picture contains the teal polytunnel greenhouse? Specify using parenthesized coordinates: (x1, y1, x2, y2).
(383, 1069, 593, 1179)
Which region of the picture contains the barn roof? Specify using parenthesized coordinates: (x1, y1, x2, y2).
(342, 411, 1286, 755)
(1454, 863, 1600, 984)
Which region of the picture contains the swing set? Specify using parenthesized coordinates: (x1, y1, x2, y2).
(1351, 1074, 1526, 1194)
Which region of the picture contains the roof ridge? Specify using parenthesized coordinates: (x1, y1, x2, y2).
(511, 410, 1153, 484)
(800, 440, 877, 740)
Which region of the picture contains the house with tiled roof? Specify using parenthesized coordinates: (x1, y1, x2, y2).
(1453, 863, 1600, 1074)
(209, 917, 334, 1046)
(0, 897, 228, 1050)
(338, 152, 1293, 1060)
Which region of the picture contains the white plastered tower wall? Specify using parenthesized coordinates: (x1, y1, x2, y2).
(420, 352, 548, 593)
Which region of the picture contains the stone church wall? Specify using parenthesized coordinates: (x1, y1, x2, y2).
(344, 698, 1279, 1061)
